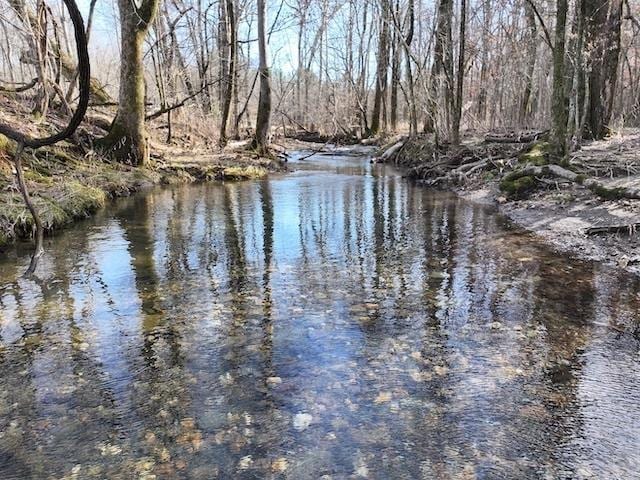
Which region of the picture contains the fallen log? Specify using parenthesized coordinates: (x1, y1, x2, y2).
(586, 223, 640, 235)
(484, 130, 549, 143)
(376, 138, 407, 163)
(421, 159, 492, 186)
(502, 164, 640, 200)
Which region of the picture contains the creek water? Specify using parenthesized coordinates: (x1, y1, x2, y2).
(0, 148, 639, 479)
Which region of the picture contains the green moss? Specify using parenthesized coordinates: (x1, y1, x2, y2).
(575, 174, 587, 184)
(40, 197, 71, 229)
(61, 182, 107, 215)
(500, 175, 535, 198)
(591, 185, 625, 200)
(519, 142, 551, 166)
(0, 182, 108, 239)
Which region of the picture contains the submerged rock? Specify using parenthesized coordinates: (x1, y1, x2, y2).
(293, 413, 313, 431)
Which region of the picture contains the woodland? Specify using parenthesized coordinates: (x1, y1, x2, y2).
(0, 0, 639, 270)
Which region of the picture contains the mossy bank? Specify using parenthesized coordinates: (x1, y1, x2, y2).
(0, 137, 283, 249)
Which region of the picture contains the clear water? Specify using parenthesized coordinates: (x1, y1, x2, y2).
(0, 149, 639, 479)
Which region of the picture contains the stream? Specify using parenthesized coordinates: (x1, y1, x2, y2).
(0, 148, 639, 479)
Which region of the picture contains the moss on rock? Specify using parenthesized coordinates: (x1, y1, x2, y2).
(519, 142, 551, 166)
(500, 175, 535, 198)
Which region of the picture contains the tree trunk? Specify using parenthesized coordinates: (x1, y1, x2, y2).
(219, 0, 236, 146)
(404, 0, 418, 135)
(424, 0, 453, 137)
(370, 0, 390, 135)
(389, 0, 401, 132)
(520, 2, 538, 125)
(584, 0, 623, 139)
(451, 0, 466, 146)
(552, 0, 569, 157)
(476, 0, 491, 123)
(98, 0, 159, 166)
(252, 0, 272, 154)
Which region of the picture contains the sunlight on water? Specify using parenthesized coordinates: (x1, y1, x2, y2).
(0, 150, 639, 479)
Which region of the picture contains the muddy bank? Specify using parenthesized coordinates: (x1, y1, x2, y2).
(386, 133, 640, 276)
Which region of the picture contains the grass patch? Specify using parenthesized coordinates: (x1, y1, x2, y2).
(223, 165, 267, 180)
(25, 169, 55, 185)
(0, 134, 14, 154)
(57, 182, 107, 217)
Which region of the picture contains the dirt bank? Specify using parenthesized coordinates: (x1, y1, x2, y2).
(385, 132, 640, 276)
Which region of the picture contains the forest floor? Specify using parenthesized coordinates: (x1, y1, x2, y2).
(0, 97, 284, 248)
(387, 131, 640, 276)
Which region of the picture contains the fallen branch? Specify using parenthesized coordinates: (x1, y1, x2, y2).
(423, 159, 491, 186)
(12, 144, 44, 275)
(484, 130, 549, 143)
(0, 78, 38, 93)
(502, 163, 640, 200)
(586, 223, 640, 235)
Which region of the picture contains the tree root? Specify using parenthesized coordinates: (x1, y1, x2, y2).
(12, 144, 44, 276)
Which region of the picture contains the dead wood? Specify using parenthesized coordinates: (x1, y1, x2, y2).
(0, 78, 38, 93)
(507, 164, 640, 199)
(586, 223, 640, 235)
(484, 130, 549, 143)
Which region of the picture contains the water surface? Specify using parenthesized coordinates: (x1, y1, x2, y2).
(1, 149, 639, 479)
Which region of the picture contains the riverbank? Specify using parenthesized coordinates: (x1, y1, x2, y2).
(384, 132, 640, 276)
(0, 143, 283, 248)
(0, 98, 284, 248)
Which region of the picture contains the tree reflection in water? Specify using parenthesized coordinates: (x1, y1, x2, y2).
(0, 151, 639, 479)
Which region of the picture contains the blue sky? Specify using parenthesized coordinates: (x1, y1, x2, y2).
(73, 0, 302, 75)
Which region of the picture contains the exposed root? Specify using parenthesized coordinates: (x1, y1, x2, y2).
(12, 144, 44, 276)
